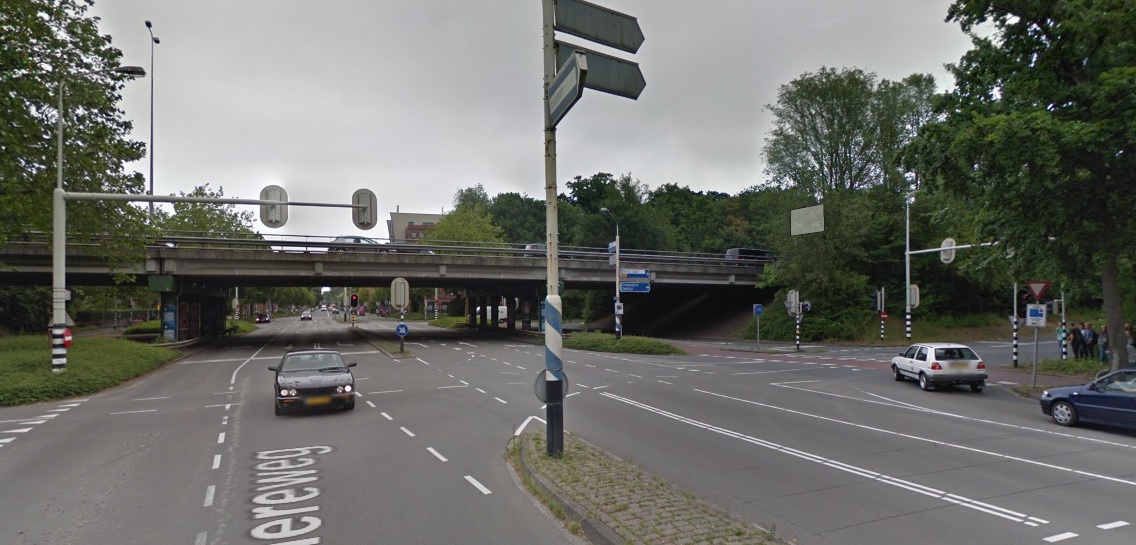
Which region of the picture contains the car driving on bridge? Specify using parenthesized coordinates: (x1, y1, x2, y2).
(269, 349, 357, 415)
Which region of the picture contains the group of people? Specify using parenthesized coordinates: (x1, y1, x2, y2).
(1060, 322, 1136, 365)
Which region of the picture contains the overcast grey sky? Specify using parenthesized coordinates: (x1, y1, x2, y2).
(91, 0, 973, 238)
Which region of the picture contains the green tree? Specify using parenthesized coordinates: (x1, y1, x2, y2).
(428, 188, 505, 245)
(157, 184, 257, 237)
(913, 0, 1136, 369)
(1, 0, 150, 261)
(488, 192, 545, 244)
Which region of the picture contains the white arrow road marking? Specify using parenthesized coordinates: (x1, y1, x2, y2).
(514, 415, 547, 436)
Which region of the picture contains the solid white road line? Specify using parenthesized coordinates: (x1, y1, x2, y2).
(427, 447, 448, 462)
(601, 391, 1047, 527)
(401, 427, 415, 437)
(203, 485, 216, 507)
(1043, 532, 1078, 543)
(47, 408, 70, 412)
(366, 401, 376, 408)
(1098, 521, 1129, 530)
(217, 432, 226, 444)
(212, 454, 221, 470)
(131, 396, 171, 402)
(368, 390, 404, 394)
(437, 385, 468, 389)
(464, 475, 492, 495)
(699, 388, 1136, 488)
(109, 410, 157, 415)
(1, 428, 33, 434)
(494, 397, 508, 404)
(381, 412, 392, 420)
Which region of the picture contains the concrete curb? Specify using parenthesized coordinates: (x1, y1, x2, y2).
(515, 433, 625, 545)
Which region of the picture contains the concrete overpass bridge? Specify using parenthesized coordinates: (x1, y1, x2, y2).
(1, 234, 769, 340)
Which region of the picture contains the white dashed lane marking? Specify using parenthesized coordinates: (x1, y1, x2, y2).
(203, 485, 216, 507)
(365, 401, 376, 408)
(427, 447, 448, 462)
(212, 454, 221, 469)
(401, 427, 416, 437)
(1098, 521, 1129, 530)
(464, 475, 492, 495)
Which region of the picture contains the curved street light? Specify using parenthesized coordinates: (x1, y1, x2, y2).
(600, 207, 621, 339)
(145, 20, 159, 221)
(53, 65, 146, 373)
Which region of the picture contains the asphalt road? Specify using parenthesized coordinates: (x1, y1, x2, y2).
(3, 314, 1132, 545)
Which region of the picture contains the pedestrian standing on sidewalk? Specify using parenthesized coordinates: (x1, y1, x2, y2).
(1071, 327, 1085, 359)
(1082, 322, 1097, 359)
(1099, 326, 1109, 364)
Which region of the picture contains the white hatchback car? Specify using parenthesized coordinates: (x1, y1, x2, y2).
(891, 343, 988, 392)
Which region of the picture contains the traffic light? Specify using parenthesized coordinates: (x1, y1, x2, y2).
(870, 291, 880, 311)
(801, 301, 812, 313)
(1015, 288, 1030, 318)
(350, 293, 359, 308)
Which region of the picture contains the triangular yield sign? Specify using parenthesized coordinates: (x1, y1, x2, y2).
(1026, 280, 1050, 302)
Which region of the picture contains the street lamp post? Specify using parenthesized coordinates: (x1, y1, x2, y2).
(145, 21, 159, 222)
(53, 66, 146, 372)
(600, 208, 621, 339)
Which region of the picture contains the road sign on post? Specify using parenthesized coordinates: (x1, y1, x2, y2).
(785, 290, 799, 317)
(908, 284, 920, 309)
(351, 188, 378, 230)
(543, 0, 643, 458)
(259, 185, 288, 228)
(554, 41, 645, 100)
(553, 0, 644, 53)
(619, 282, 651, 293)
(620, 269, 650, 279)
(1025, 280, 1050, 302)
(391, 277, 410, 311)
(548, 51, 588, 128)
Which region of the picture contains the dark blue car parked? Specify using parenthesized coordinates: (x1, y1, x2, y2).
(1040, 370, 1136, 430)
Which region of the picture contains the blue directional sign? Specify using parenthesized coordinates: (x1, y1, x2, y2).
(619, 281, 651, 293)
(548, 51, 587, 128)
(395, 323, 409, 337)
(753, 304, 764, 316)
(620, 268, 649, 279)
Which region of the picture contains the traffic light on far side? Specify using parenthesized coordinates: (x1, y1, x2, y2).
(351, 293, 359, 307)
(1015, 288, 1030, 318)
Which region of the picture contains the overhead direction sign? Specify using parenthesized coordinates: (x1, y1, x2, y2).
(548, 51, 588, 128)
(620, 281, 651, 293)
(553, 0, 644, 54)
(555, 40, 645, 100)
(1025, 280, 1050, 302)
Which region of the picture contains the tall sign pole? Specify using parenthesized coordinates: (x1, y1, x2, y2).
(541, 0, 566, 458)
(539, 0, 643, 457)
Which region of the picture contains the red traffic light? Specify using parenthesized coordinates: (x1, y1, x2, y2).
(350, 293, 359, 307)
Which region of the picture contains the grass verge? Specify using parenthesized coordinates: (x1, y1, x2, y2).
(0, 335, 180, 406)
(427, 315, 469, 329)
(998, 358, 1108, 379)
(564, 331, 687, 355)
